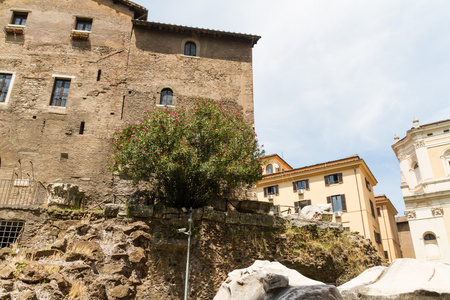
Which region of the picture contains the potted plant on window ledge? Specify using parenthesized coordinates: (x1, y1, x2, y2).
(4, 25, 24, 34)
(71, 30, 90, 40)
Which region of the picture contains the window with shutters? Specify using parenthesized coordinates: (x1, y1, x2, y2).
(324, 173, 343, 186)
(266, 164, 273, 175)
(293, 179, 309, 191)
(376, 207, 381, 216)
(294, 199, 311, 213)
(327, 194, 346, 212)
(263, 185, 278, 197)
(50, 79, 71, 107)
(374, 231, 381, 244)
(365, 178, 371, 191)
(370, 200, 375, 218)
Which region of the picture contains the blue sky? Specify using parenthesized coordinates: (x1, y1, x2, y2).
(134, 0, 450, 215)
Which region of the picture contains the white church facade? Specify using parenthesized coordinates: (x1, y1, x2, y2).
(392, 118, 450, 263)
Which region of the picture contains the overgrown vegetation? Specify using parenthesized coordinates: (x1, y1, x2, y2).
(110, 98, 264, 208)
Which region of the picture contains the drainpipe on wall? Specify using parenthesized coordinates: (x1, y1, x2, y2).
(354, 168, 367, 238)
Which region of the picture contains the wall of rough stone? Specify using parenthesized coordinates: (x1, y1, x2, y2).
(0, 0, 257, 204)
(0, 206, 383, 299)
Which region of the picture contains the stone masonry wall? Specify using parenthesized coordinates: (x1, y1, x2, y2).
(0, 0, 257, 204)
(0, 206, 383, 299)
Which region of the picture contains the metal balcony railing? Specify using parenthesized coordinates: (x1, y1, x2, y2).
(0, 179, 46, 207)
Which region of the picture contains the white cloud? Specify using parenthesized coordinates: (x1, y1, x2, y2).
(135, 0, 450, 214)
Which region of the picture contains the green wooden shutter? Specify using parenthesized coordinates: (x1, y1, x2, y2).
(324, 176, 330, 186)
(305, 179, 310, 189)
(293, 182, 297, 192)
(275, 185, 279, 195)
(264, 187, 268, 197)
(338, 173, 343, 183)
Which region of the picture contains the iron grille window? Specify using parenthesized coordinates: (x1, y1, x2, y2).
(0, 74, 12, 102)
(50, 79, 71, 107)
(0, 220, 25, 249)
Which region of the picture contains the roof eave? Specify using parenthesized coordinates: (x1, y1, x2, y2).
(132, 20, 261, 47)
(113, 0, 148, 19)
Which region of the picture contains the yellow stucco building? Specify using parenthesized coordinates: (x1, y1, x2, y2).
(256, 154, 401, 258)
(375, 194, 402, 262)
(392, 118, 450, 263)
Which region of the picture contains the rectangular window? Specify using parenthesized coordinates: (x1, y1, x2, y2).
(292, 179, 309, 191)
(50, 79, 71, 107)
(370, 200, 375, 218)
(263, 185, 279, 197)
(273, 205, 280, 215)
(324, 173, 343, 186)
(12, 12, 28, 25)
(376, 207, 381, 216)
(374, 231, 381, 244)
(384, 251, 389, 260)
(327, 194, 347, 212)
(365, 178, 371, 191)
(0, 73, 12, 103)
(76, 18, 92, 31)
(294, 199, 311, 213)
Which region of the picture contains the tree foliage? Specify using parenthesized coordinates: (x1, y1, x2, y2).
(110, 99, 264, 208)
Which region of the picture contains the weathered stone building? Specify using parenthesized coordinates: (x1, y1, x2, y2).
(0, 0, 260, 203)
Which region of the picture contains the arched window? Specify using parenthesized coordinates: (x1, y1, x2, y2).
(160, 88, 173, 106)
(266, 164, 273, 175)
(184, 42, 196, 56)
(424, 232, 440, 259)
(424, 233, 436, 241)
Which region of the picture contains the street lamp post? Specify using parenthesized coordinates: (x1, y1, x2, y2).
(179, 207, 193, 300)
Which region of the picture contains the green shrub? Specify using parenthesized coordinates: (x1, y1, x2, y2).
(110, 99, 264, 208)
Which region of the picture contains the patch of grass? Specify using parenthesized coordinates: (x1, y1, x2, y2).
(69, 281, 87, 299)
